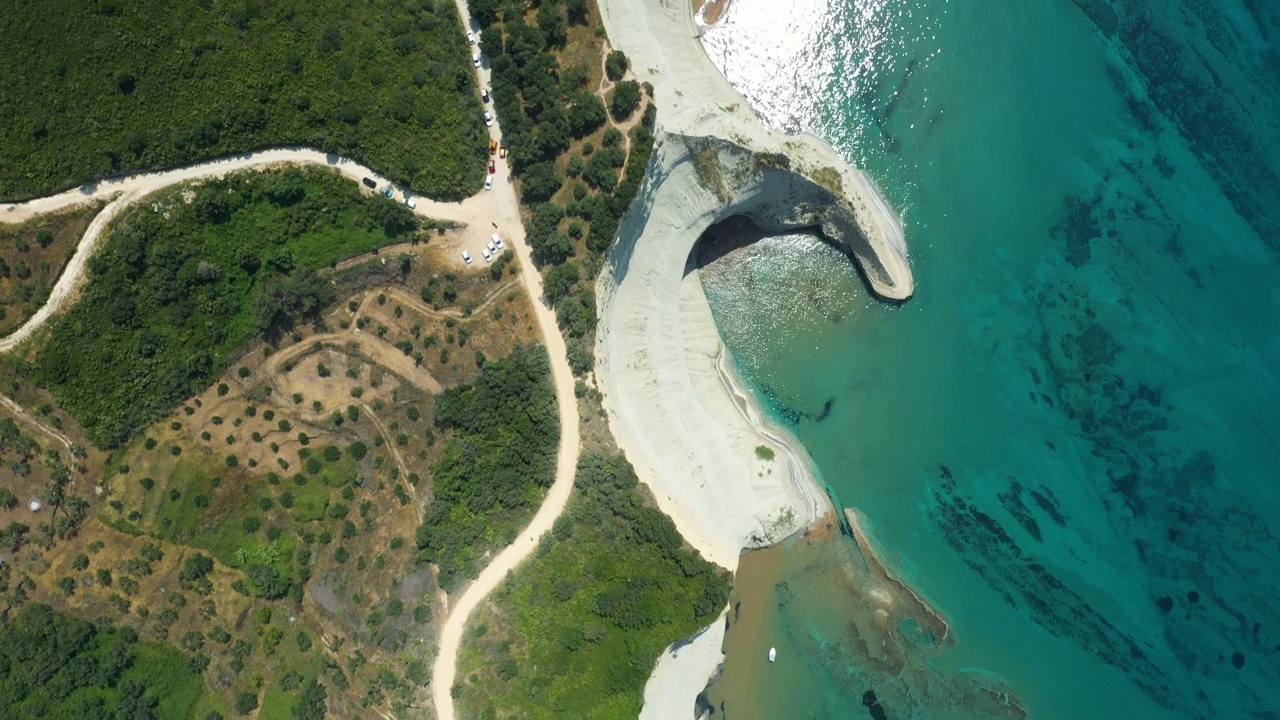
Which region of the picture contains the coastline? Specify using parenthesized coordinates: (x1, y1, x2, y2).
(593, 0, 913, 716)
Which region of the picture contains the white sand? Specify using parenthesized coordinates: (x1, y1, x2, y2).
(594, 0, 915, 716)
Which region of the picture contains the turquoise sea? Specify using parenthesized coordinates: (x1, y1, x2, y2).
(696, 1, 1280, 718)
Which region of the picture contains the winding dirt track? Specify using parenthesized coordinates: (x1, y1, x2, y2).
(429, 1, 581, 716)
(0, 10, 583, 714)
(0, 147, 507, 354)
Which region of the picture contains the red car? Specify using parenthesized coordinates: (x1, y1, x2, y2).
(488, 159, 496, 174)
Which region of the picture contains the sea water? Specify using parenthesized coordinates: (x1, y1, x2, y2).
(696, 1, 1280, 718)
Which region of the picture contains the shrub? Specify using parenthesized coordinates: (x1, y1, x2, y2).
(234, 692, 259, 715)
(611, 80, 642, 120)
(605, 50, 629, 81)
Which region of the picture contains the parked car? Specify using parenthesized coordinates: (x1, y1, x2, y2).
(489, 140, 498, 155)
(461, 250, 472, 264)
(467, 31, 475, 45)
(499, 145, 508, 159)
(472, 52, 481, 67)
(488, 159, 496, 174)
(491, 233, 504, 250)
(405, 196, 417, 209)
(483, 110, 493, 127)
(482, 248, 493, 262)
(486, 238, 496, 253)
(484, 176, 493, 191)
(362, 177, 376, 189)
(481, 88, 490, 103)
(383, 187, 394, 198)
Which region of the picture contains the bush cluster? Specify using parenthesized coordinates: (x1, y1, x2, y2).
(475, 8, 656, 377)
(0, 0, 488, 200)
(460, 452, 732, 718)
(26, 167, 418, 447)
(0, 603, 204, 716)
(415, 345, 559, 589)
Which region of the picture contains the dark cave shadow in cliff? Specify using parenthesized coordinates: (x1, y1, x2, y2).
(686, 216, 897, 305)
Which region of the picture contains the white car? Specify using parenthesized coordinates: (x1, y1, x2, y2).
(491, 233, 504, 250)
(483, 110, 493, 127)
(484, 176, 493, 191)
(404, 197, 417, 209)
(467, 31, 475, 45)
(472, 52, 481, 67)
(486, 239, 496, 254)
(482, 248, 493, 262)
(461, 250, 472, 265)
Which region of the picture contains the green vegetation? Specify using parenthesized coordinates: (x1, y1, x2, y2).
(809, 165, 845, 196)
(0, 0, 487, 200)
(610, 80, 642, 121)
(0, 204, 102, 335)
(459, 453, 731, 718)
(24, 167, 420, 447)
(605, 50, 629, 82)
(755, 445, 775, 461)
(693, 145, 728, 201)
(415, 345, 559, 590)
(477, 1, 657, 377)
(0, 603, 204, 719)
(0, 418, 87, 545)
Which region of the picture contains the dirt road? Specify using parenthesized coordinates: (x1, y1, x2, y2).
(0, 11, 583, 717)
(428, 1, 582, 717)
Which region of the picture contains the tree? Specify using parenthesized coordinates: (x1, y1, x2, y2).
(605, 50, 629, 82)
(251, 267, 335, 337)
(537, 2, 567, 47)
(543, 263, 581, 304)
(567, 0, 589, 25)
(567, 92, 606, 138)
(347, 441, 367, 460)
(471, 0, 501, 27)
(583, 149, 625, 192)
(234, 692, 259, 715)
(244, 565, 289, 599)
(179, 554, 214, 594)
(519, 161, 561, 203)
(292, 676, 327, 720)
(611, 80, 642, 121)
(480, 26, 504, 55)
(0, 488, 15, 510)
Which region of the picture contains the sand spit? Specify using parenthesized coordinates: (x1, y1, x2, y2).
(845, 508, 951, 644)
(594, 0, 913, 716)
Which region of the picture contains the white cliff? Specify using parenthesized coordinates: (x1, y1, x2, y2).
(594, 1, 915, 717)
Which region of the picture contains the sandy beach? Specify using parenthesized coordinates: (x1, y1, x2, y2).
(593, 0, 914, 716)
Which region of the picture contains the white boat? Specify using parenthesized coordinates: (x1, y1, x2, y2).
(768, 647, 777, 663)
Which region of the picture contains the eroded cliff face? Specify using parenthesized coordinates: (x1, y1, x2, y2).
(594, 1, 916, 716)
(680, 132, 911, 299)
(596, 125, 914, 571)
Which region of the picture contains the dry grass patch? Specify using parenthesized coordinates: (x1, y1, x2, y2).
(0, 202, 105, 335)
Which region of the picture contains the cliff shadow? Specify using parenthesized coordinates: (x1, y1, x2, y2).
(689, 214, 898, 305)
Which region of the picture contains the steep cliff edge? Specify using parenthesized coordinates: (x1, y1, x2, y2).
(594, 1, 914, 716)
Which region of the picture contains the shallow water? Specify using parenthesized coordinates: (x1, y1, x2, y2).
(697, 0, 1280, 718)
